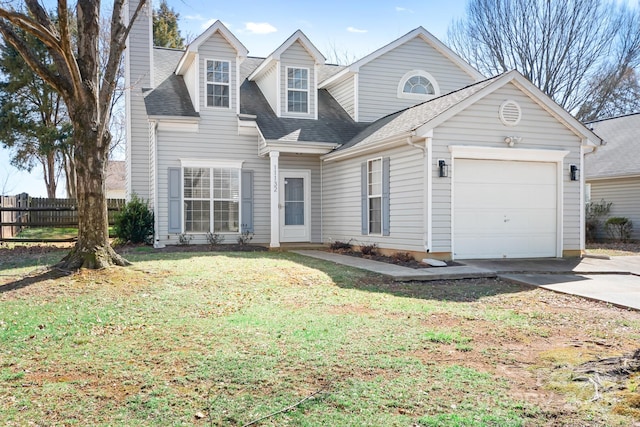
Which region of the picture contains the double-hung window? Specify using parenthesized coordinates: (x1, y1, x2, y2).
(184, 167, 239, 232)
(206, 60, 230, 108)
(368, 158, 382, 234)
(286, 67, 308, 113)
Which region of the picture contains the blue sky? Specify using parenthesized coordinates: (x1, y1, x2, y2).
(1, 0, 637, 196)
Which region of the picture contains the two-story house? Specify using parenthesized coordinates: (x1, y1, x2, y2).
(125, 1, 601, 260)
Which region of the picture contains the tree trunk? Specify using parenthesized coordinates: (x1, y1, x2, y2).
(56, 122, 129, 269)
(43, 151, 57, 198)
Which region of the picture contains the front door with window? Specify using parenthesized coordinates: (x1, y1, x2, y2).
(279, 170, 311, 242)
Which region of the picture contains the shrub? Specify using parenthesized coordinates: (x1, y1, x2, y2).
(330, 240, 352, 251)
(605, 217, 633, 242)
(237, 228, 254, 246)
(585, 199, 612, 242)
(360, 243, 378, 256)
(392, 251, 415, 263)
(206, 232, 225, 247)
(178, 233, 193, 246)
(113, 194, 154, 244)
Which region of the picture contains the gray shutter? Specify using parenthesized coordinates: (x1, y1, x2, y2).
(361, 162, 367, 235)
(382, 157, 390, 236)
(168, 167, 181, 233)
(241, 169, 254, 232)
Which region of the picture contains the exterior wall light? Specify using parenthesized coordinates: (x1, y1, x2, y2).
(438, 159, 449, 178)
(570, 164, 580, 181)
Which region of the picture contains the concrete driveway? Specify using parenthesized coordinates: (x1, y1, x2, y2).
(462, 256, 640, 310)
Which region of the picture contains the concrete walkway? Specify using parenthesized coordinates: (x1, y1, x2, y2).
(292, 250, 640, 311)
(292, 250, 496, 281)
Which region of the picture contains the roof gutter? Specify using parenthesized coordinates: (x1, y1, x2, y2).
(322, 131, 414, 162)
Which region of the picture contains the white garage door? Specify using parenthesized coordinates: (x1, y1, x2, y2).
(453, 159, 557, 259)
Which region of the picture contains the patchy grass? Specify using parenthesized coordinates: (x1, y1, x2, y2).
(16, 226, 78, 240)
(1, 249, 639, 426)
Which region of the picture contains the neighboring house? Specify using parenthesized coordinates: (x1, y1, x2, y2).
(125, 1, 601, 260)
(105, 160, 126, 199)
(585, 113, 640, 241)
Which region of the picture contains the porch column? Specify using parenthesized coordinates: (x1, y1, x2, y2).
(270, 151, 280, 248)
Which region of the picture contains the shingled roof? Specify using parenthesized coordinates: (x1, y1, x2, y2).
(145, 49, 364, 143)
(144, 48, 199, 118)
(585, 113, 640, 179)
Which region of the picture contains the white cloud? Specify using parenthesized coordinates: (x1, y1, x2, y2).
(395, 6, 414, 13)
(244, 22, 277, 35)
(347, 26, 367, 34)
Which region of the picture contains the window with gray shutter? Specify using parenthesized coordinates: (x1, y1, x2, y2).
(241, 169, 254, 232)
(168, 167, 181, 233)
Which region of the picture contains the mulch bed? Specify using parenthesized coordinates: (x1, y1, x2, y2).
(329, 248, 455, 269)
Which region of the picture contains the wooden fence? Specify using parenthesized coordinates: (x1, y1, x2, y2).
(0, 194, 125, 242)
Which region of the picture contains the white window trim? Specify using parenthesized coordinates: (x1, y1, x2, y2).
(285, 66, 310, 115)
(397, 70, 440, 100)
(367, 157, 383, 235)
(181, 160, 244, 234)
(205, 58, 231, 109)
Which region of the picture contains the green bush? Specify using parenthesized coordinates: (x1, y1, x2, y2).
(114, 194, 154, 244)
(605, 217, 633, 242)
(585, 199, 612, 242)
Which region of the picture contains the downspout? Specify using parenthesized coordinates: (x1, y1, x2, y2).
(406, 131, 431, 254)
(152, 120, 164, 248)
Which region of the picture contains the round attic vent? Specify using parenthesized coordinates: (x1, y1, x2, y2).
(499, 100, 522, 126)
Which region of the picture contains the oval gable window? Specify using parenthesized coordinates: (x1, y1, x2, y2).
(397, 70, 440, 100)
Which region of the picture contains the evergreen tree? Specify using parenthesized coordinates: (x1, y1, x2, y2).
(153, 1, 184, 49)
(0, 28, 72, 198)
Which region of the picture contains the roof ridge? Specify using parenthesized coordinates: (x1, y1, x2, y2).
(586, 111, 640, 124)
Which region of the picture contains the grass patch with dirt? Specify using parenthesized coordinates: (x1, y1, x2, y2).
(1, 248, 639, 426)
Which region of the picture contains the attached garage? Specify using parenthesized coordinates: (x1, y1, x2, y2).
(453, 158, 559, 259)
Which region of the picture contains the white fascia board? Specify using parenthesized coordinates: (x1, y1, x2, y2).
(250, 30, 325, 81)
(322, 132, 413, 163)
(414, 30, 484, 81)
(318, 68, 355, 89)
(259, 140, 339, 156)
(177, 21, 248, 75)
(449, 145, 570, 162)
(509, 74, 602, 146)
(180, 158, 245, 169)
(413, 70, 603, 146)
(320, 27, 484, 87)
(248, 56, 276, 81)
(150, 117, 199, 132)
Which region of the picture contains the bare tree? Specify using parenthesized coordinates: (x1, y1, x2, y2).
(0, 165, 17, 195)
(447, 0, 640, 120)
(0, 0, 147, 269)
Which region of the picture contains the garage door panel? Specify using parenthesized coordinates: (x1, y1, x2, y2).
(453, 159, 557, 259)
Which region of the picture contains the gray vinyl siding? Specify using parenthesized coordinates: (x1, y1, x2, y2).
(125, 0, 152, 201)
(200, 33, 237, 111)
(358, 37, 475, 123)
(280, 41, 316, 118)
(280, 154, 323, 242)
(255, 62, 278, 115)
(326, 75, 355, 119)
(322, 145, 425, 252)
(431, 82, 582, 254)
(589, 177, 640, 240)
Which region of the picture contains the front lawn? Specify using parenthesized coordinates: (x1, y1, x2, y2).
(1, 248, 639, 426)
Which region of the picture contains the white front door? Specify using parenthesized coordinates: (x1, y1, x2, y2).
(279, 170, 311, 242)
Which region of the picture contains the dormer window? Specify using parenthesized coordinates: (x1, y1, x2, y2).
(397, 70, 440, 100)
(206, 59, 230, 108)
(286, 67, 309, 113)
